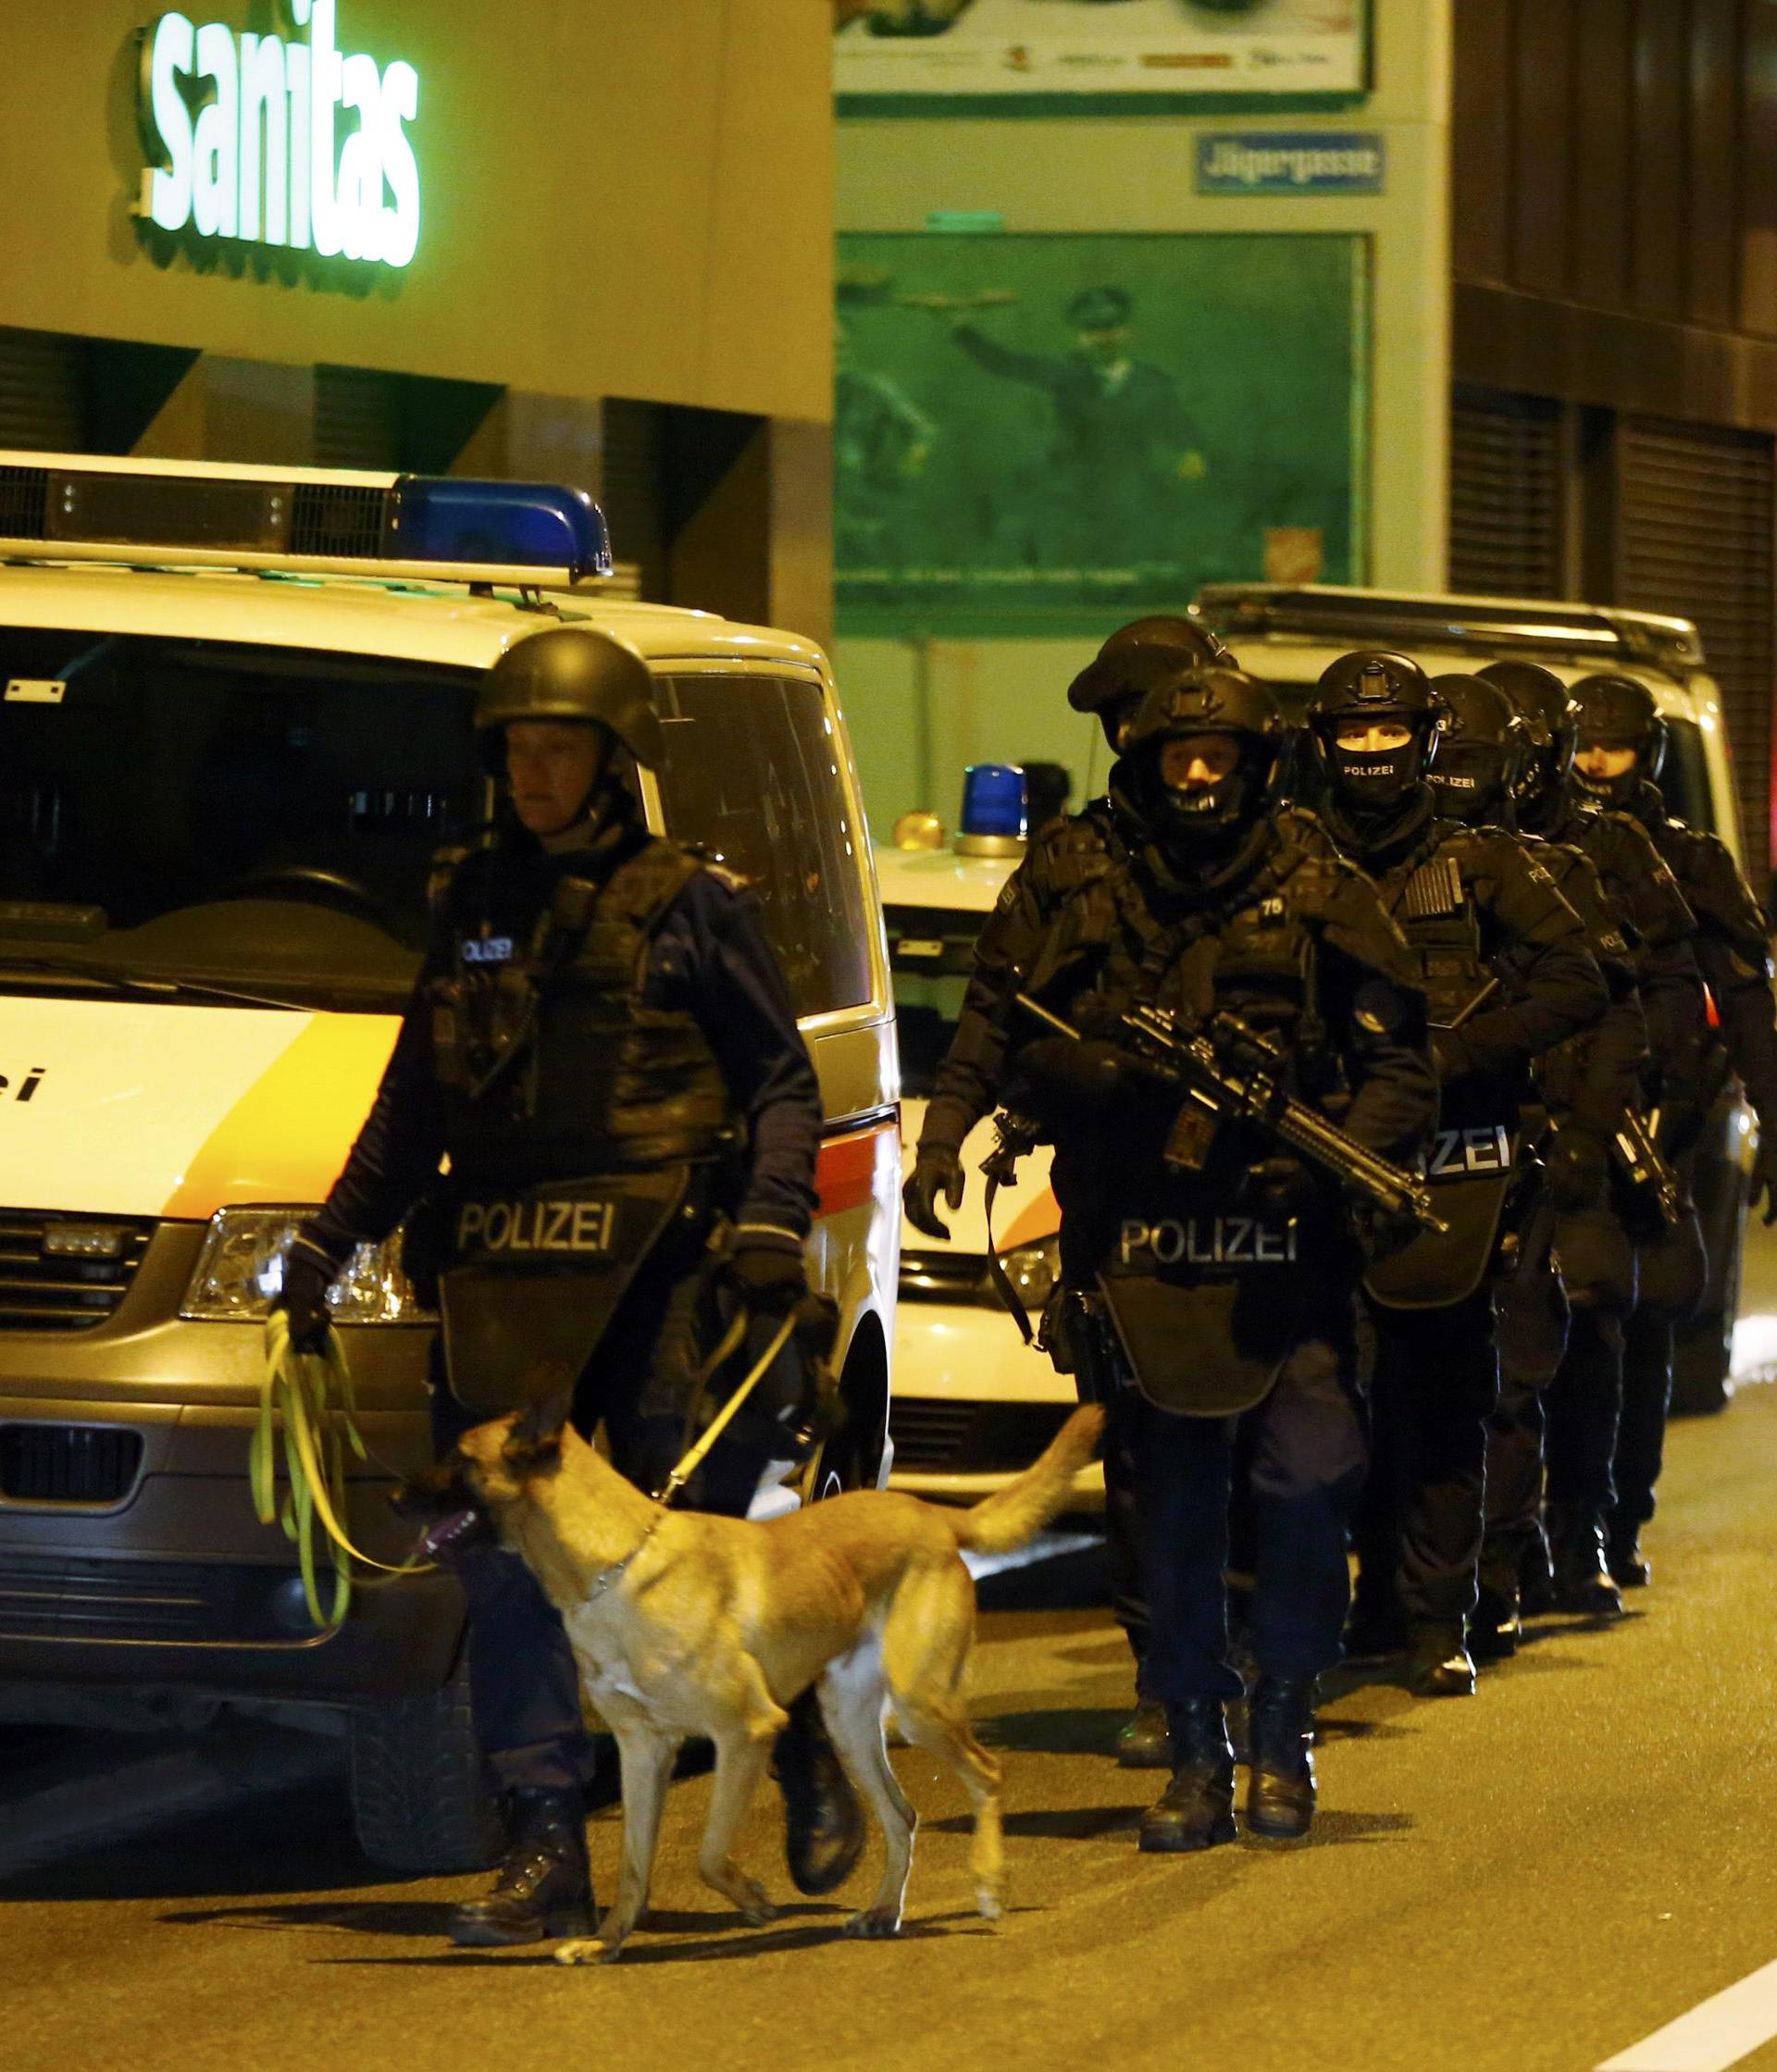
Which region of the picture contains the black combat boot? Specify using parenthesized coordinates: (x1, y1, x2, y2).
(1550, 1513, 1625, 1619)
(1246, 1675, 1318, 1840)
(1517, 1536, 1556, 1619)
(1470, 1564, 1522, 1663)
(1606, 1518, 1651, 1589)
(774, 1689, 865, 1895)
(1406, 1619, 1477, 1697)
(447, 1787, 594, 1947)
(1115, 1700, 1174, 1769)
(1137, 1699, 1236, 1854)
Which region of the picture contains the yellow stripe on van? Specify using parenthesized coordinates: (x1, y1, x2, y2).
(164, 1013, 403, 1221)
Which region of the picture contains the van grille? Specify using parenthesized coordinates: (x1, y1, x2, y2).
(0, 1424, 143, 1505)
(0, 1553, 306, 1642)
(889, 1399, 1075, 1475)
(899, 1249, 988, 1304)
(0, 1210, 155, 1330)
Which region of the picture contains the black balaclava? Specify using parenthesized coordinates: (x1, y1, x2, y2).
(1571, 752, 1641, 813)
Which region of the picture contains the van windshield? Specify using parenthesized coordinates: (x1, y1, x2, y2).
(886, 902, 983, 1097)
(0, 629, 483, 1009)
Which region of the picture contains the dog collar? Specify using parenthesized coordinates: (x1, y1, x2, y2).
(584, 1511, 666, 1604)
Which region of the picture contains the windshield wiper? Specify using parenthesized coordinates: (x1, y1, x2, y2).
(0, 956, 308, 1013)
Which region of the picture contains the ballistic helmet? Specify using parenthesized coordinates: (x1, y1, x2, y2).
(477, 627, 664, 770)
(1306, 651, 1445, 810)
(1067, 615, 1236, 750)
(1572, 673, 1668, 781)
(1122, 664, 1287, 844)
(1475, 660, 1579, 806)
(1426, 675, 1524, 825)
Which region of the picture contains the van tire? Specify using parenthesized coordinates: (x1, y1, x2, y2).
(347, 1654, 504, 1874)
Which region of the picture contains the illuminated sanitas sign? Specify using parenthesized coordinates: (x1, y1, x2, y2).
(138, 1, 419, 268)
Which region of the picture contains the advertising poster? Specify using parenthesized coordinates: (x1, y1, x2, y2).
(836, 232, 1366, 636)
(833, 0, 1368, 100)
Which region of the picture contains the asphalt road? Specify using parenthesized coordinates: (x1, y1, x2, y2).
(8, 1246, 1777, 2072)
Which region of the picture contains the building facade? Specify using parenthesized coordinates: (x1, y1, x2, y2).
(1450, 0, 1777, 876)
(0, 2, 834, 645)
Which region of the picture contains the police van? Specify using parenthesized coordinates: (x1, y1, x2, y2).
(1192, 583, 1757, 1416)
(0, 453, 899, 1869)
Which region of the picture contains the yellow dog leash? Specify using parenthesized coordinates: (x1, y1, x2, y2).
(255, 1311, 438, 1630)
(256, 1305, 810, 1630)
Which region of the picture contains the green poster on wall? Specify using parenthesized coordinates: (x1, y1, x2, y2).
(835, 231, 1366, 637)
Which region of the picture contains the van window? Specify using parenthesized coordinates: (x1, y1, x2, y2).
(655, 674, 873, 1018)
(0, 629, 481, 1001)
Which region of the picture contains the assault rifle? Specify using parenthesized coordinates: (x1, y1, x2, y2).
(1014, 993, 1448, 1235)
(1612, 1107, 1685, 1230)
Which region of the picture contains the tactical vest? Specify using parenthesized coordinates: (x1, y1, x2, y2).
(1030, 810, 1333, 1100)
(429, 836, 734, 1189)
(1373, 828, 1494, 1032)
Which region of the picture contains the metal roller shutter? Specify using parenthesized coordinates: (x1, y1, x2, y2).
(0, 329, 83, 453)
(314, 366, 402, 471)
(1448, 385, 1564, 601)
(1616, 416, 1775, 869)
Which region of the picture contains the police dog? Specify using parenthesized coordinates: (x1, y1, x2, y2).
(411, 1399, 1101, 1962)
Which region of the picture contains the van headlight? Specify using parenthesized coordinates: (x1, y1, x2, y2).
(180, 1209, 435, 1324)
(988, 1235, 1061, 1312)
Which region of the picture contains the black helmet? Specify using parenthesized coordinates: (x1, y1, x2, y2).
(1306, 651, 1444, 811)
(1426, 674, 1523, 825)
(477, 627, 664, 770)
(1476, 659, 1578, 807)
(1572, 672, 1668, 783)
(1121, 664, 1286, 844)
(1068, 615, 1236, 749)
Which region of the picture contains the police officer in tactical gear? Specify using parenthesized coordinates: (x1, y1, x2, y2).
(1308, 654, 1607, 1697)
(278, 627, 862, 1945)
(910, 612, 1236, 1775)
(912, 662, 1436, 1849)
(1568, 672, 1777, 1584)
(1478, 660, 1704, 1618)
(1066, 614, 1235, 752)
(1427, 675, 1650, 1660)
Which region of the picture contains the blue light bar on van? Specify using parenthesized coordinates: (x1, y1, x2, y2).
(0, 456, 614, 584)
(960, 763, 1026, 839)
(384, 478, 612, 577)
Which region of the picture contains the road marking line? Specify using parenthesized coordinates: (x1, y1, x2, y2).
(1599, 1957, 1777, 2070)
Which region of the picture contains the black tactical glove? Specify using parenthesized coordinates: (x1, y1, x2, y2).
(724, 1231, 810, 1316)
(1543, 1125, 1610, 1212)
(1240, 1154, 1318, 1222)
(276, 1240, 336, 1356)
(904, 1144, 965, 1239)
(1752, 1131, 1777, 1227)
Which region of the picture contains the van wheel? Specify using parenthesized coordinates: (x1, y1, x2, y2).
(347, 1653, 504, 1874)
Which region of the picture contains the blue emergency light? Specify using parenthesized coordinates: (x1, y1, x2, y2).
(385, 478, 611, 577)
(956, 763, 1027, 856)
(0, 454, 614, 585)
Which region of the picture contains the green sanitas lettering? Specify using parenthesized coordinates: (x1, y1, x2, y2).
(141, 0, 420, 267)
